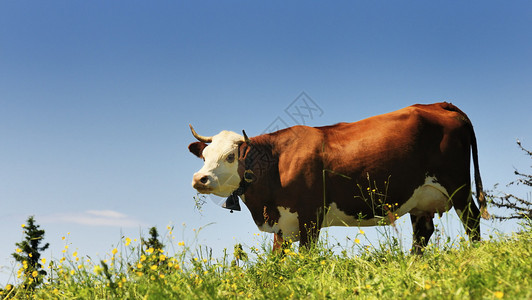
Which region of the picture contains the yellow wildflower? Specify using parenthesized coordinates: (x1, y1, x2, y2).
(359, 230, 365, 235)
(32, 270, 38, 277)
(150, 265, 157, 270)
(125, 237, 131, 246)
(146, 247, 154, 254)
(494, 291, 504, 299)
(355, 238, 361, 244)
(112, 248, 118, 255)
(93, 265, 103, 275)
(21, 224, 25, 228)
(72, 251, 78, 257)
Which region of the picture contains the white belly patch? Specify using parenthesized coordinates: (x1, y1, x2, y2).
(323, 202, 385, 227)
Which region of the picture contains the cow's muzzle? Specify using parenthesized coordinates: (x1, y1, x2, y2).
(192, 173, 214, 193)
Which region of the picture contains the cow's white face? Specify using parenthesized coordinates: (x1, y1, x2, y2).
(189, 130, 244, 197)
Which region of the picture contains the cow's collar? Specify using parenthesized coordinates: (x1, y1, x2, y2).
(222, 142, 255, 213)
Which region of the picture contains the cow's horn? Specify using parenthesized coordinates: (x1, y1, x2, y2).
(242, 130, 251, 144)
(189, 124, 213, 143)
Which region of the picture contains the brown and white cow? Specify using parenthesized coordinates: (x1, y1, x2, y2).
(188, 102, 489, 253)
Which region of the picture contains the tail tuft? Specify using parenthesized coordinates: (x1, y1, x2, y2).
(478, 191, 490, 220)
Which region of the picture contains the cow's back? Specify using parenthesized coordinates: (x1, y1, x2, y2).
(320, 102, 470, 172)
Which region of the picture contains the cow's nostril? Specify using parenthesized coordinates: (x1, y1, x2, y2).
(200, 176, 209, 184)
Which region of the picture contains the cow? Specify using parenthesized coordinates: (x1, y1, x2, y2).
(188, 102, 489, 254)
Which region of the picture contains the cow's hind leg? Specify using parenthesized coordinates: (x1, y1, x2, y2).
(410, 214, 434, 254)
(455, 194, 481, 242)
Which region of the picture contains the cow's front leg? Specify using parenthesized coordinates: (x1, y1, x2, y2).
(273, 233, 284, 252)
(299, 220, 321, 249)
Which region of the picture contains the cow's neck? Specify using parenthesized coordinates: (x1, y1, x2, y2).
(223, 136, 279, 213)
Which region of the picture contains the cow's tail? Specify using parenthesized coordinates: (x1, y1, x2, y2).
(470, 124, 490, 220)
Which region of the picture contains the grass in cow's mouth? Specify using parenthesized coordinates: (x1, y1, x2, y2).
(3, 220, 531, 299)
(193, 193, 207, 213)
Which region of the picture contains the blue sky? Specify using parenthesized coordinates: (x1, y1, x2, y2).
(1, 1, 531, 285)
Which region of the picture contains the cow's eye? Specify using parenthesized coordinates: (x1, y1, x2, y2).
(226, 153, 235, 163)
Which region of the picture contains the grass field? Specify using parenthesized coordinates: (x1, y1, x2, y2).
(2, 221, 531, 299)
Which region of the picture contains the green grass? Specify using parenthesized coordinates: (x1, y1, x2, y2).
(2, 223, 531, 299)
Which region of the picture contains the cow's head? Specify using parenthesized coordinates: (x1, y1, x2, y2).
(188, 125, 245, 197)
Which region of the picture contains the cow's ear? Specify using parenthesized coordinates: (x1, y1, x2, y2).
(189, 142, 207, 158)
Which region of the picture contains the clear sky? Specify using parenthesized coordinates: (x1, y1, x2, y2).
(1, 1, 531, 285)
